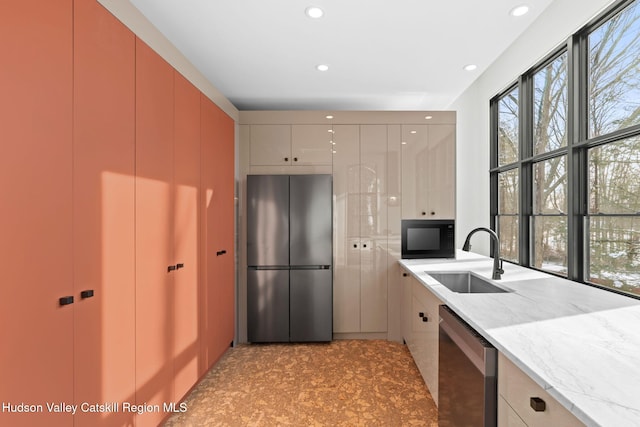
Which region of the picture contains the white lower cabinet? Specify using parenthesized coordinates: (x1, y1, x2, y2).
(401, 269, 442, 406)
(498, 352, 584, 427)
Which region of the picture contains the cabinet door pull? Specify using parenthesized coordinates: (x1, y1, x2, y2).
(216, 250, 227, 256)
(418, 312, 425, 318)
(176, 263, 185, 270)
(168, 265, 177, 272)
(402, 273, 408, 277)
(284, 157, 289, 162)
(294, 157, 298, 162)
(530, 397, 546, 412)
(421, 211, 426, 216)
(363, 243, 367, 248)
(80, 290, 94, 299)
(59, 296, 74, 306)
(430, 211, 436, 216)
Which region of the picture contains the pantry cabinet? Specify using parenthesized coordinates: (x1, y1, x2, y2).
(333, 125, 395, 334)
(172, 72, 202, 403)
(135, 38, 176, 427)
(201, 96, 236, 371)
(401, 124, 455, 219)
(0, 2, 74, 426)
(1, 2, 235, 425)
(73, 1, 136, 426)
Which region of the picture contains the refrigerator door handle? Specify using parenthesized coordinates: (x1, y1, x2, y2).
(248, 266, 291, 270)
(290, 265, 331, 270)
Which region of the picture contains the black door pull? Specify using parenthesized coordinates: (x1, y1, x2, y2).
(80, 290, 94, 299)
(176, 263, 185, 270)
(59, 296, 74, 306)
(168, 265, 177, 272)
(216, 250, 227, 256)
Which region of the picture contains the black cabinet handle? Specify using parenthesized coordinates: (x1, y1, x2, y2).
(363, 244, 367, 248)
(530, 397, 546, 412)
(176, 263, 185, 270)
(284, 157, 289, 162)
(216, 250, 227, 256)
(80, 290, 94, 299)
(430, 211, 436, 215)
(59, 296, 74, 306)
(422, 316, 428, 322)
(294, 157, 298, 162)
(168, 265, 177, 272)
(402, 273, 408, 277)
(353, 244, 358, 249)
(418, 312, 425, 318)
(421, 211, 426, 216)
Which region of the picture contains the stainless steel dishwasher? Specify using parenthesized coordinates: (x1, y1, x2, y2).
(438, 305, 497, 427)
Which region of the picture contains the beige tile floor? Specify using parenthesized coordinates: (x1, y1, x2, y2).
(164, 340, 437, 426)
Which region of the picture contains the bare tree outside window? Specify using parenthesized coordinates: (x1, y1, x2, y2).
(491, 0, 640, 298)
(587, 0, 640, 295)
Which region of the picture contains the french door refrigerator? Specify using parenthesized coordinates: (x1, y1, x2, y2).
(247, 174, 333, 342)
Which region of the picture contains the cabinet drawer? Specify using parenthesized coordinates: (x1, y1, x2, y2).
(498, 353, 584, 427)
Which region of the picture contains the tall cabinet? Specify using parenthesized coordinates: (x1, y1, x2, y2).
(201, 96, 235, 371)
(73, 0, 136, 425)
(0, 2, 74, 426)
(332, 124, 400, 334)
(1, 2, 236, 426)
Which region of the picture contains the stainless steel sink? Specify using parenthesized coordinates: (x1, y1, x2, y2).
(425, 271, 512, 293)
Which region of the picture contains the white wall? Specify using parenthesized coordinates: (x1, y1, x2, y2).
(450, 0, 617, 255)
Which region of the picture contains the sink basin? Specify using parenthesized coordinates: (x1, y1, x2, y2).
(425, 271, 512, 293)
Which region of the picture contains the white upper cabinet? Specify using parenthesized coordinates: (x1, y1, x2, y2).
(291, 124, 333, 165)
(249, 124, 333, 167)
(401, 124, 455, 219)
(249, 124, 291, 166)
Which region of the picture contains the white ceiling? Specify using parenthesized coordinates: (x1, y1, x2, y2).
(129, 0, 555, 111)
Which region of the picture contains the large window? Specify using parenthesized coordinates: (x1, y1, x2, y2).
(491, 0, 640, 299)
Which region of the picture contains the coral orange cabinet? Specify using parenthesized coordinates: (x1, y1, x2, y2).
(200, 97, 236, 372)
(172, 72, 202, 403)
(0, 2, 74, 426)
(73, 1, 136, 426)
(135, 38, 176, 427)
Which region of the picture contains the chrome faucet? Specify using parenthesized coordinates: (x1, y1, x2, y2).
(462, 227, 504, 280)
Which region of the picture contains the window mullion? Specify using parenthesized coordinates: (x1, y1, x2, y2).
(519, 75, 532, 266)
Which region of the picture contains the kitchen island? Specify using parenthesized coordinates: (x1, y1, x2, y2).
(400, 251, 640, 427)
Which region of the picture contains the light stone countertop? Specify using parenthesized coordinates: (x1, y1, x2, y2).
(399, 250, 640, 427)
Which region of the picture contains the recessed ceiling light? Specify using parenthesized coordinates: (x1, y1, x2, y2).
(510, 5, 529, 17)
(463, 64, 478, 71)
(425, 115, 433, 120)
(316, 64, 329, 72)
(410, 130, 417, 134)
(326, 115, 334, 119)
(305, 6, 324, 19)
(401, 141, 407, 145)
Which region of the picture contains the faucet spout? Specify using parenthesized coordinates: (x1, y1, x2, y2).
(462, 227, 504, 280)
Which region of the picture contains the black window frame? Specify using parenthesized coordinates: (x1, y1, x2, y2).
(490, 0, 640, 300)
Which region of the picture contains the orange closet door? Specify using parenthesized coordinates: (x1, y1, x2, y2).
(215, 108, 236, 352)
(0, 2, 74, 427)
(73, 1, 136, 426)
(200, 96, 235, 371)
(135, 38, 175, 427)
(172, 72, 201, 402)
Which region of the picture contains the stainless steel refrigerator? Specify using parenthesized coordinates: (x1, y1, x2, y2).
(247, 174, 333, 342)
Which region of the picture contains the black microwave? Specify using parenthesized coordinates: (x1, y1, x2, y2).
(401, 219, 455, 259)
